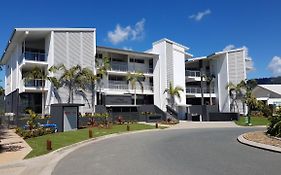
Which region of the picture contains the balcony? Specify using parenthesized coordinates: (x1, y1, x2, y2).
(25, 79, 44, 88)
(185, 70, 203, 82)
(186, 70, 201, 77)
(108, 80, 128, 90)
(110, 62, 128, 72)
(106, 80, 153, 92)
(109, 62, 153, 75)
(20, 79, 48, 93)
(186, 87, 216, 98)
(19, 52, 48, 68)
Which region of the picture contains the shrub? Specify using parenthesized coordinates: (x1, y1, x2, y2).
(15, 127, 55, 139)
(250, 111, 264, 118)
(267, 109, 281, 137)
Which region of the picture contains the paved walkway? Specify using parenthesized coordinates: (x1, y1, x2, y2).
(142, 120, 242, 129)
(169, 120, 240, 129)
(0, 128, 32, 165)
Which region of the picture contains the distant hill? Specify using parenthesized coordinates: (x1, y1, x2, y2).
(253, 76, 281, 85)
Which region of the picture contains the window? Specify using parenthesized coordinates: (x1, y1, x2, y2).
(108, 75, 125, 81)
(96, 53, 103, 59)
(129, 58, 144, 64)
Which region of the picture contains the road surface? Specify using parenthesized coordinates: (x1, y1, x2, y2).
(53, 128, 281, 175)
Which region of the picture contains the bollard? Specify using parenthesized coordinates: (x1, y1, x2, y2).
(89, 128, 93, 138)
(127, 124, 130, 131)
(47, 139, 52, 151)
(156, 122, 159, 128)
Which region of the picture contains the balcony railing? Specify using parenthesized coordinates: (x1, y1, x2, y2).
(186, 87, 215, 94)
(111, 63, 128, 72)
(24, 79, 44, 88)
(107, 81, 153, 91)
(185, 70, 201, 77)
(108, 80, 128, 90)
(20, 51, 47, 62)
(110, 62, 153, 74)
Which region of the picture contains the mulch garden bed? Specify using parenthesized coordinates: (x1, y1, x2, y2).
(243, 131, 281, 148)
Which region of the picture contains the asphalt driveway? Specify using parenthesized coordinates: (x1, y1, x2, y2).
(52, 128, 281, 175)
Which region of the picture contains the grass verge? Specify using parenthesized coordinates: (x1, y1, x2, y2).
(25, 123, 163, 159)
(235, 116, 270, 126)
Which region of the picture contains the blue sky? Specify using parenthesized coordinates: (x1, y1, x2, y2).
(1, 0, 281, 86)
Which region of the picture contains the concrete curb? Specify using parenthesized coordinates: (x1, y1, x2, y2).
(237, 133, 281, 153)
(0, 128, 163, 175)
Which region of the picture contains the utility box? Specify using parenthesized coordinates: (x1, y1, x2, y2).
(50, 103, 84, 132)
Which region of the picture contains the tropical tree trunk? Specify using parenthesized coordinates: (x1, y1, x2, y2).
(68, 86, 72, 103)
(200, 75, 204, 105)
(91, 82, 96, 114)
(209, 83, 212, 105)
(42, 79, 45, 116)
(98, 80, 102, 105)
(171, 96, 175, 109)
(134, 87, 137, 105)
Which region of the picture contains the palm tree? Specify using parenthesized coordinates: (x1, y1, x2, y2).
(23, 67, 47, 116)
(96, 57, 110, 105)
(126, 72, 144, 105)
(0, 86, 4, 96)
(80, 67, 98, 113)
(164, 82, 184, 108)
(203, 73, 215, 105)
(225, 81, 245, 113)
(49, 64, 87, 103)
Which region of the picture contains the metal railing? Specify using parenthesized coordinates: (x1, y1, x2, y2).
(24, 79, 44, 88)
(185, 70, 201, 77)
(186, 87, 215, 94)
(107, 81, 153, 91)
(21, 51, 47, 62)
(108, 81, 128, 90)
(111, 62, 128, 72)
(110, 62, 153, 74)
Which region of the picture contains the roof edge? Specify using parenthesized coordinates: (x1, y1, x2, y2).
(152, 38, 190, 50)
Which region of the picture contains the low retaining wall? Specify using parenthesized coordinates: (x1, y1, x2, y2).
(209, 112, 239, 121)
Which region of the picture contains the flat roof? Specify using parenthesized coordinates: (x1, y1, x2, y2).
(185, 47, 245, 63)
(97, 46, 158, 58)
(153, 38, 190, 50)
(1, 28, 96, 64)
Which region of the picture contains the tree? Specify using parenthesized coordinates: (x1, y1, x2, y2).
(96, 57, 110, 105)
(49, 64, 88, 103)
(80, 67, 98, 113)
(126, 72, 144, 105)
(164, 82, 184, 108)
(226, 79, 259, 125)
(23, 67, 47, 116)
(202, 73, 215, 105)
(226, 81, 247, 113)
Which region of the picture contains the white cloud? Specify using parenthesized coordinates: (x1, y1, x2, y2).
(189, 9, 211, 21)
(123, 46, 133, 51)
(268, 56, 281, 76)
(107, 18, 145, 45)
(223, 44, 236, 51)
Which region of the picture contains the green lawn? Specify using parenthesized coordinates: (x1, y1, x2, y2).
(235, 116, 270, 126)
(25, 123, 162, 159)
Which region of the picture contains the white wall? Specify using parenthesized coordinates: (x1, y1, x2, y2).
(227, 50, 246, 114)
(172, 45, 186, 106)
(151, 41, 167, 111)
(214, 54, 230, 112)
(151, 40, 187, 111)
(5, 42, 22, 95)
(52, 31, 96, 113)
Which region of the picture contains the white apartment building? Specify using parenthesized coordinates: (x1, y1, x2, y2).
(185, 48, 253, 114)
(0, 28, 252, 119)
